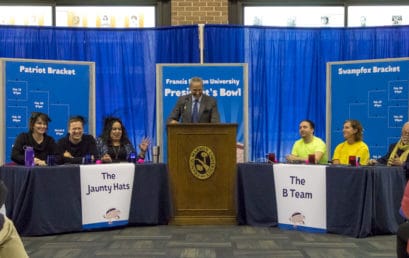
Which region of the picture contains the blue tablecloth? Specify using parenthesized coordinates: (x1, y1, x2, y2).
(237, 163, 406, 238)
(236, 163, 277, 227)
(0, 163, 171, 236)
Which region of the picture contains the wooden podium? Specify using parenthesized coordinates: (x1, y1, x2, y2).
(167, 123, 237, 225)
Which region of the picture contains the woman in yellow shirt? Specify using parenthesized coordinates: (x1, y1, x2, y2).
(332, 119, 370, 165)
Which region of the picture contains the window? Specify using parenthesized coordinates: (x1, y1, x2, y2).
(348, 6, 409, 27)
(244, 6, 344, 27)
(56, 6, 156, 28)
(0, 6, 52, 26)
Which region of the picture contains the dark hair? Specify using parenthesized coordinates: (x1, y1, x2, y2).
(29, 112, 51, 132)
(345, 119, 363, 142)
(301, 119, 315, 130)
(100, 116, 131, 146)
(68, 115, 86, 126)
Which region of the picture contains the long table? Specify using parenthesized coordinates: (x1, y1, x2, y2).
(237, 163, 406, 238)
(0, 163, 171, 236)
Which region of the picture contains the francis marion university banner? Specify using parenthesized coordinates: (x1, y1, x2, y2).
(156, 63, 248, 162)
(274, 164, 327, 233)
(80, 163, 135, 229)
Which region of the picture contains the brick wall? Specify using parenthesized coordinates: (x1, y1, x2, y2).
(171, 0, 228, 25)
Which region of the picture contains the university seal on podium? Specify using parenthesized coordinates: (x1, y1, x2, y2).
(189, 145, 216, 180)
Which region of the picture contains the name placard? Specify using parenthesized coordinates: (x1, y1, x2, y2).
(80, 163, 135, 229)
(274, 164, 326, 233)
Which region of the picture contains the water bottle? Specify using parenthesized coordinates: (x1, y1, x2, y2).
(47, 155, 56, 166)
(82, 154, 92, 164)
(128, 152, 136, 163)
(152, 146, 160, 163)
(24, 146, 34, 167)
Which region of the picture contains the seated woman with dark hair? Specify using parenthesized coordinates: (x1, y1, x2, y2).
(11, 112, 61, 166)
(96, 116, 150, 163)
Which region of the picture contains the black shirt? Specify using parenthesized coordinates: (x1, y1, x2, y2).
(57, 134, 98, 164)
(11, 132, 60, 165)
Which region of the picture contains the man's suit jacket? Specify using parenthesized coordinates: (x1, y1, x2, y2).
(167, 94, 220, 123)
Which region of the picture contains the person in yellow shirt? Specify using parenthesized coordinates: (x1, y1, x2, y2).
(332, 119, 370, 165)
(286, 120, 328, 164)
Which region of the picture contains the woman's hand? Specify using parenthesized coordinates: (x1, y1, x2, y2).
(34, 158, 47, 166)
(63, 151, 73, 158)
(101, 154, 112, 163)
(368, 159, 378, 165)
(139, 137, 151, 152)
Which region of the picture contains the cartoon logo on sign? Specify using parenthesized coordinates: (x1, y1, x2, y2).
(103, 208, 121, 224)
(289, 212, 305, 228)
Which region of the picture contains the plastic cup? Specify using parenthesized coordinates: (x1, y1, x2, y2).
(47, 155, 56, 166)
(308, 154, 315, 164)
(152, 146, 160, 163)
(267, 153, 276, 163)
(349, 155, 357, 166)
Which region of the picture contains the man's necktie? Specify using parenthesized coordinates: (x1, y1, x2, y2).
(192, 99, 199, 123)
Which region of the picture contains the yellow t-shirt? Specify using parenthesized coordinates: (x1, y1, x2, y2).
(332, 141, 370, 165)
(291, 136, 328, 164)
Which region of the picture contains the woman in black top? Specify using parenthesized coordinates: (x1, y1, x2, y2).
(11, 112, 60, 166)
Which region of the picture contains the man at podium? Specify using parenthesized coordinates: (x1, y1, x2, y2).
(167, 77, 220, 124)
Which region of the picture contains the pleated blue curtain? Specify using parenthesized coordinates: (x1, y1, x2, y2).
(2, 24, 409, 161)
(0, 25, 199, 155)
(204, 24, 409, 161)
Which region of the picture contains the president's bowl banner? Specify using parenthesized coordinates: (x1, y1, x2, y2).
(156, 63, 248, 162)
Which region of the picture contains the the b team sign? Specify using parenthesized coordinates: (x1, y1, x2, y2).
(274, 164, 326, 233)
(80, 163, 135, 229)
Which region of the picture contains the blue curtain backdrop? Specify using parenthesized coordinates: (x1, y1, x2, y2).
(204, 25, 409, 161)
(0, 25, 199, 159)
(2, 24, 409, 161)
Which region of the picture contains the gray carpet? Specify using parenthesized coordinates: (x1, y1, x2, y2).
(21, 225, 396, 258)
